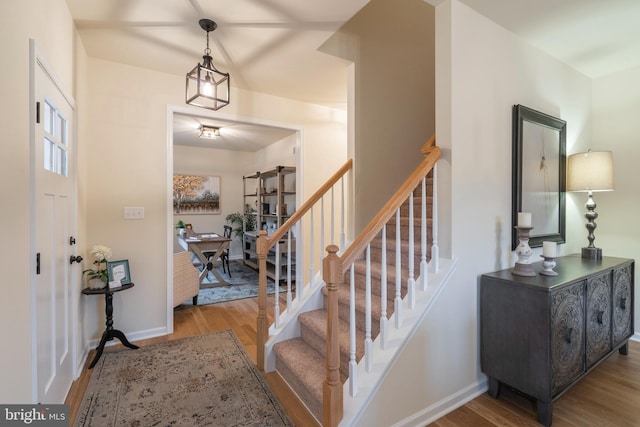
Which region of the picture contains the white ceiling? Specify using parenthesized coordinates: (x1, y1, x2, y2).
(66, 0, 640, 150)
(456, 0, 640, 79)
(173, 112, 296, 151)
(65, 0, 369, 150)
(66, 0, 370, 107)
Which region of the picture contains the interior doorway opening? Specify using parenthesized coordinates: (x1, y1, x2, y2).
(165, 105, 303, 332)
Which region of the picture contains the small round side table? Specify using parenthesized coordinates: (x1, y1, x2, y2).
(82, 283, 139, 369)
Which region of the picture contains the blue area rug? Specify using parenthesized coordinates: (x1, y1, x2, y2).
(180, 260, 280, 306)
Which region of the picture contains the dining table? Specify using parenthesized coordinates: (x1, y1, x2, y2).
(178, 230, 232, 285)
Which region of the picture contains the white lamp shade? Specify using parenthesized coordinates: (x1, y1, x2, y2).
(567, 151, 614, 192)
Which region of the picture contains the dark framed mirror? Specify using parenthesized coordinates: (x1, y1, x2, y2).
(512, 105, 566, 250)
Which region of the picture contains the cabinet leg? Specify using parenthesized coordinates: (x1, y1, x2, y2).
(487, 376, 500, 398)
(537, 400, 553, 427)
(619, 341, 629, 355)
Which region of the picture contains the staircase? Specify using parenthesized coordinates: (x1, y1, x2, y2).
(255, 136, 443, 426)
(272, 183, 431, 421)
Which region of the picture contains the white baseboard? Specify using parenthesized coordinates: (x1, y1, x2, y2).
(390, 378, 488, 427)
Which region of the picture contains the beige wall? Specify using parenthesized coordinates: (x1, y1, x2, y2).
(592, 66, 640, 333)
(83, 57, 348, 344)
(354, 1, 594, 424)
(324, 0, 436, 232)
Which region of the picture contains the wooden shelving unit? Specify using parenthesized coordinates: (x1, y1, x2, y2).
(242, 166, 296, 280)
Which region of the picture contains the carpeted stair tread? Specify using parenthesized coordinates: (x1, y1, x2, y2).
(370, 236, 424, 267)
(271, 172, 434, 420)
(322, 285, 389, 340)
(397, 197, 433, 217)
(352, 259, 415, 297)
(299, 309, 365, 379)
(273, 337, 325, 422)
(385, 218, 433, 241)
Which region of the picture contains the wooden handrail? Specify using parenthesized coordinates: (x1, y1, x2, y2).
(321, 135, 438, 427)
(421, 133, 436, 155)
(339, 145, 440, 273)
(256, 158, 353, 371)
(266, 158, 353, 247)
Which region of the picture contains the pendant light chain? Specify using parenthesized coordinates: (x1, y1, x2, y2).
(205, 30, 211, 56)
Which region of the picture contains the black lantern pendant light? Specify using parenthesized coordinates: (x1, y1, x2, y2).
(186, 19, 230, 110)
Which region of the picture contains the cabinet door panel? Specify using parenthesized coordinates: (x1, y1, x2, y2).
(551, 282, 585, 395)
(613, 265, 633, 344)
(586, 272, 612, 368)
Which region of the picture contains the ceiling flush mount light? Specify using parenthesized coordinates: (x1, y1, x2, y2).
(199, 125, 220, 139)
(186, 19, 230, 111)
(567, 150, 614, 260)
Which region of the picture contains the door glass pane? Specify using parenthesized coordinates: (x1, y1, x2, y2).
(59, 114, 67, 145)
(56, 112, 65, 141)
(44, 100, 54, 135)
(58, 146, 67, 176)
(42, 99, 68, 176)
(44, 137, 54, 172)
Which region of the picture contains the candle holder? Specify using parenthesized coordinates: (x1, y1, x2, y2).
(512, 226, 536, 277)
(540, 256, 558, 276)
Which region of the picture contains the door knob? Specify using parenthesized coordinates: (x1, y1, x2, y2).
(70, 255, 83, 264)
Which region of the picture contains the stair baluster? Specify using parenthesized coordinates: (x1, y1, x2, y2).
(421, 176, 429, 290)
(348, 264, 357, 397)
(286, 233, 293, 307)
(365, 245, 372, 372)
(408, 191, 416, 308)
(395, 209, 403, 328)
(341, 178, 346, 250)
(380, 226, 388, 350)
(432, 163, 439, 273)
(274, 246, 281, 327)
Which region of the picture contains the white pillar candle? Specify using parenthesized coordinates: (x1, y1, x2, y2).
(517, 212, 532, 228)
(543, 241, 557, 258)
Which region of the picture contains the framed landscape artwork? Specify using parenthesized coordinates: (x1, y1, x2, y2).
(173, 174, 221, 214)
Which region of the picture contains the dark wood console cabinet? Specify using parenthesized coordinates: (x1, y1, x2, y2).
(480, 255, 634, 426)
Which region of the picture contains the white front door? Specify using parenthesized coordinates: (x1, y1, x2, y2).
(32, 48, 77, 403)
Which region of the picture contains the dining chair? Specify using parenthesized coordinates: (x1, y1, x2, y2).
(219, 225, 232, 277)
(203, 225, 232, 278)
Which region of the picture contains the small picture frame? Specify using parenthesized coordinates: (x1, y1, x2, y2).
(107, 259, 131, 285)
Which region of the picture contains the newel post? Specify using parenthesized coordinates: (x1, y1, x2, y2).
(323, 244, 343, 427)
(256, 229, 269, 371)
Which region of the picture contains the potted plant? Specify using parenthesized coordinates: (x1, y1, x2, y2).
(225, 211, 255, 239)
(83, 245, 112, 289)
(175, 220, 187, 236)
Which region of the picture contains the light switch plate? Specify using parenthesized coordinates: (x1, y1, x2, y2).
(123, 206, 144, 220)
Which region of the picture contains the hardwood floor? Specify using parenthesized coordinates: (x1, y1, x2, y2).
(65, 296, 640, 427)
(429, 340, 640, 427)
(64, 295, 320, 427)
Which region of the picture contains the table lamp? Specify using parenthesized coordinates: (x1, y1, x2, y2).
(567, 150, 614, 260)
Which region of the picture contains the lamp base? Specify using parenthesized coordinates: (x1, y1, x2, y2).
(581, 247, 602, 260)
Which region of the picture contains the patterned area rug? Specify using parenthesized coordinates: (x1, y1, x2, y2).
(74, 330, 293, 426)
(198, 260, 261, 287)
(181, 260, 284, 306)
